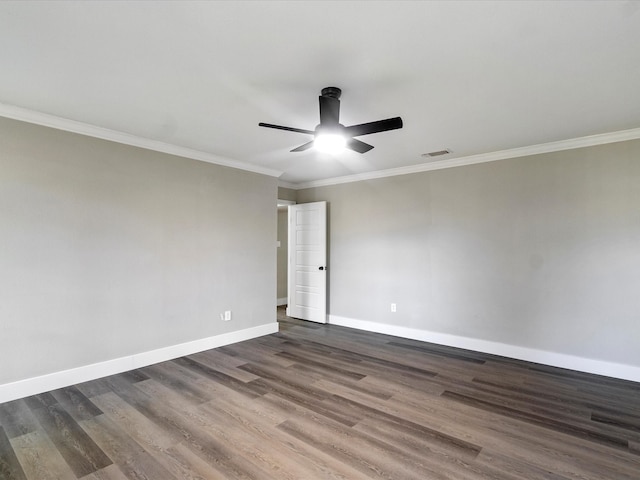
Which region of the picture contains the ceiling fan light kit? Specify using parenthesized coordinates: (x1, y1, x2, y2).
(314, 133, 347, 154)
(259, 87, 403, 154)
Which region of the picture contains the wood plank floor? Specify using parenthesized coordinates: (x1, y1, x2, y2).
(1, 307, 639, 479)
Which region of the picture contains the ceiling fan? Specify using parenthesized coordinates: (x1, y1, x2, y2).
(259, 87, 403, 154)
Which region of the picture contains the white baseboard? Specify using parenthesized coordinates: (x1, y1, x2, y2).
(328, 315, 640, 383)
(0, 322, 279, 404)
(277, 297, 287, 306)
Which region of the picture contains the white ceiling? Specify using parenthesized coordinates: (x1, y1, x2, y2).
(1, 1, 639, 186)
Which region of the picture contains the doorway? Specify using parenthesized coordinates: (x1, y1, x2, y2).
(276, 199, 295, 308)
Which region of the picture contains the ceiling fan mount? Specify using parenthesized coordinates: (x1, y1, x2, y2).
(320, 86, 342, 99)
(259, 86, 403, 154)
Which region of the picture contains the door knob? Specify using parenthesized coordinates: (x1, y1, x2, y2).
(319, 266, 325, 271)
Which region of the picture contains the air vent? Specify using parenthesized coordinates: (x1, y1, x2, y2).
(422, 149, 451, 158)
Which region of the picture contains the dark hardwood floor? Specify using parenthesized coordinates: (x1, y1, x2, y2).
(1, 307, 639, 479)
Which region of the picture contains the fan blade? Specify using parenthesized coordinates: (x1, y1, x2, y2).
(319, 95, 340, 125)
(291, 141, 315, 152)
(344, 117, 403, 137)
(259, 123, 314, 135)
(346, 138, 374, 154)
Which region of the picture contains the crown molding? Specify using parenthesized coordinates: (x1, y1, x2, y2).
(0, 102, 283, 178)
(277, 180, 299, 189)
(292, 127, 640, 190)
(4, 102, 638, 188)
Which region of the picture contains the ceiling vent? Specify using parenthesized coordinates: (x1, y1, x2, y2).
(422, 149, 451, 158)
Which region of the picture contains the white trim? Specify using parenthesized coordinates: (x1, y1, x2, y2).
(278, 180, 298, 189)
(5, 102, 638, 190)
(277, 199, 296, 208)
(293, 127, 640, 189)
(0, 102, 283, 178)
(328, 315, 640, 383)
(277, 297, 288, 306)
(0, 322, 278, 404)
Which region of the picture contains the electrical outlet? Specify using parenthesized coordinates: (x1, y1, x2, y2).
(224, 310, 232, 321)
(391, 303, 397, 313)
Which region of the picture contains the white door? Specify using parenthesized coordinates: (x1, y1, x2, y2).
(287, 201, 327, 323)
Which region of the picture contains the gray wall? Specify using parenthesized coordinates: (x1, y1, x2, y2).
(277, 187, 297, 202)
(0, 117, 277, 385)
(297, 139, 640, 368)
